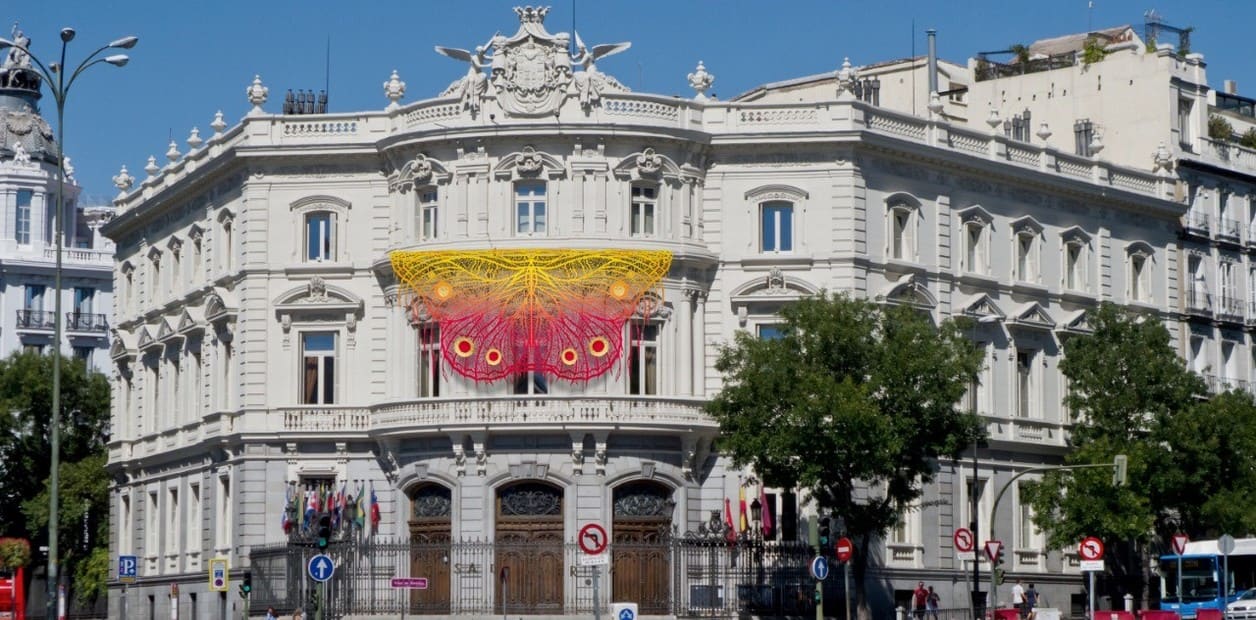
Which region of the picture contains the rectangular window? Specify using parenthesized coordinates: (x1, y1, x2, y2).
(305, 212, 335, 262)
(301, 332, 337, 404)
(15, 189, 31, 245)
(1065, 243, 1083, 290)
(418, 190, 438, 241)
(760, 202, 794, 252)
(628, 324, 660, 395)
(965, 224, 985, 274)
(1017, 482, 1039, 549)
(631, 184, 657, 236)
(1016, 349, 1035, 418)
(191, 239, 202, 280)
(1178, 98, 1194, 146)
(512, 371, 548, 395)
(1073, 119, 1095, 157)
(166, 487, 179, 556)
(417, 325, 440, 398)
(1131, 255, 1149, 302)
(24, 284, 44, 310)
(187, 483, 201, 554)
(146, 491, 159, 558)
(965, 342, 988, 415)
(215, 476, 231, 551)
(891, 209, 912, 260)
(1016, 234, 1037, 282)
(756, 324, 785, 340)
(120, 493, 133, 553)
(963, 477, 991, 550)
(515, 183, 547, 235)
(74, 287, 94, 315)
(73, 346, 94, 367)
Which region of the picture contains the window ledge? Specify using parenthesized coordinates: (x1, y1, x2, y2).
(740, 254, 814, 268)
(1010, 281, 1050, 295)
(1059, 289, 1098, 304)
(884, 258, 927, 273)
(285, 263, 355, 277)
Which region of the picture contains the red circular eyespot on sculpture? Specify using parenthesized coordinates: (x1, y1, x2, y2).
(485, 348, 502, 366)
(588, 337, 609, 357)
(453, 337, 474, 357)
(560, 348, 578, 365)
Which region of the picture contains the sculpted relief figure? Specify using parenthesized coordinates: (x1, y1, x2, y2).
(434, 7, 632, 117)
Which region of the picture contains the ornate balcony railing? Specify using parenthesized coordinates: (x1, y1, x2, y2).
(15, 309, 54, 330)
(66, 312, 108, 332)
(1182, 211, 1211, 236)
(278, 396, 716, 434)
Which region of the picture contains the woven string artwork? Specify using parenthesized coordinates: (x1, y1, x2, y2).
(390, 249, 672, 382)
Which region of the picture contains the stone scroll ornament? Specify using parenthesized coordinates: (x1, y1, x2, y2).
(390, 249, 671, 382)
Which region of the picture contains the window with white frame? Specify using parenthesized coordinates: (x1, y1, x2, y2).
(221, 217, 234, 271)
(119, 493, 133, 553)
(417, 188, 438, 241)
(631, 183, 657, 237)
(963, 220, 988, 275)
(186, 482, 201, 556)
(761, 201, 794, 252)
(417, 325, 440, 398)
(1189, 336, 1207, 375)
(146, 490, 159, 558)
(963, 476, 992, 554)
(1178, 97, 1194, 146)
(1064, 240, 1086, 291)
(513, 370, 548, 395)
(165, 487, 180, 559)
(1129, 250, 1151, 302)
(191, 236, 202, 280)
(889, 205, 916, 261)
(149, 253, 162, 303)
(1220, 261, 1238, 310)
(1222, 341, 1239, 387)
(24, 283, 44, 311)
(964, 342, 990, 415)
(301, 332, 337, 404)
(215, 475, 231, 551)
(305, 211, 336, 262)
(628, 324, 660, 395)
(1016, 482, 1043, 554)
(515, 182, 547, 235)
(169, 244, 182, 296)
(1015, 230, 1039, 283)
(15, 189, 31, 245)
(887, 503, 921, 565)
(122, 265, 134, 314)
(756, 324, 785, 340)
(1016, 348, 1037, 418)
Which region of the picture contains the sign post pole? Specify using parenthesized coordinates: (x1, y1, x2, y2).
(1220, 534, 1237, 619)
(1088, 571, 1095, 620)
(593, 565, 601, 620)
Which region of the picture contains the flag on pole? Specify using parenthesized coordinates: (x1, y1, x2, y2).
(723, 497, 736, 542)
(369, 483, 382, 534)
(303, 488, 316, 531)
(354, 481, 367, 529)
(760, 486, 774, 539)
(738, 485, 749, 533)
(281, 484, 293, 533)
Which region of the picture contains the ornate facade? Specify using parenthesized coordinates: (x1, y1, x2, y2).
(106, 10, 1226, 619)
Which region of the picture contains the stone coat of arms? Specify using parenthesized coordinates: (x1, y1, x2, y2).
(435, 6, 630, 117)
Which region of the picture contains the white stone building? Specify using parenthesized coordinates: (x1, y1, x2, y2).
(105, 10, 1236, 619)
(0, 46, 114, 373)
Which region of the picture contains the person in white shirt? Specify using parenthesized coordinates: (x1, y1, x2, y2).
(1011, 579, 1027, 618)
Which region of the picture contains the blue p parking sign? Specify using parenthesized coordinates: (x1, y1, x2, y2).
(118, 555, 137, 584)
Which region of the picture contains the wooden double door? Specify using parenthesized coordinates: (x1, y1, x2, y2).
(408, 485, 452, 614)
(611, 481, 674, 615)
(495, 482, 565, 614)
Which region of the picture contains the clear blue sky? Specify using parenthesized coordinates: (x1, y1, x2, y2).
(7, 0, 1253, 199)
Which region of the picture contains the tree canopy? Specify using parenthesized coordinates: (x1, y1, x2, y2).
(1023, 303, 1256, 604)
(706, 293, 983, 616)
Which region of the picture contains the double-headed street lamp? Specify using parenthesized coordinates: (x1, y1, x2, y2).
(0, 27, 137, 619)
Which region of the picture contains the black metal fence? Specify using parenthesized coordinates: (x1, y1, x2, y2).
(248, 538, 847, 618)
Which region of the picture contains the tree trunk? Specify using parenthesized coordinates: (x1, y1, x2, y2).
(854, 532, 873, 620)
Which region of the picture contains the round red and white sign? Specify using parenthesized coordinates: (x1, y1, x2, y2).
(578, 523, 608, 555)
(953, 527, 974, 553)
(1079, 536, 1105, 561)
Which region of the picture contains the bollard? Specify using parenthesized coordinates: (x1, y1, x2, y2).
(896, 605, 906, 620)
(1124, 594, 1134, 613)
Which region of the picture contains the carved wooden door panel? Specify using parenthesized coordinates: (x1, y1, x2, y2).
(612, 481, 673, 615)
(495, 482, 564, 614)
(408, 485, 452, 613)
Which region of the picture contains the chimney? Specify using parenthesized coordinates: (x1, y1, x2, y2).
(927, 29, 939, 95)
(1224, 80, 1238, 95)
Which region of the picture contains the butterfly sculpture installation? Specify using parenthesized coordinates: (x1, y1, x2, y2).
(390, 249, 672, 382)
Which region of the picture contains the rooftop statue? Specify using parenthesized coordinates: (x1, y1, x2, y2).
(1, 24, 40, 91)
(434, 6, 630, 117)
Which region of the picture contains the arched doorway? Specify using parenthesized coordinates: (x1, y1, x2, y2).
(612, 480, 674, 614)
(408, 483, 451, 613)
(495, 481, 564, 614)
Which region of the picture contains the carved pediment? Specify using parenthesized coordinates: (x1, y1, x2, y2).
(1056, 309, 1093, 337)
(879, 274, 936, 308)
(1010, 302, 1054, 329)
(960, 293, 1005, 320)
(493, 145, 564, 179)
(613, 148, 682, 181)
(956, 205, 994, 226)
(136, 326, 156, 350)
(204, 288, 238, 324)
(110, 328, 137, 361)
(390, 153, 450, 193)
(178, 307, 206, 335)
(273, 276, 364, 309)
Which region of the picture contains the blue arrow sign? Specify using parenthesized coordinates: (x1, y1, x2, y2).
(619, 608, 636, 620)
(308, 554, 335, 583)
(810, 555, 830, 581)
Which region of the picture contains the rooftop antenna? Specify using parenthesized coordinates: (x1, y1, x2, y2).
(571, 0, 577, 56)
(325, 35, 331, 111)
(1087, 1, 1094, 33)
(911, 19, 916, 116)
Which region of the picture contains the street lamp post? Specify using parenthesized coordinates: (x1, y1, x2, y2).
(0, 27, 136, 619)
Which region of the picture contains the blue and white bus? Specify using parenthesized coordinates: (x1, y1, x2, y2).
(1159, 538, 1256, 618)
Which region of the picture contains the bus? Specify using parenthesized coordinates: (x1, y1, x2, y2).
(1159, 538, 1256, 618)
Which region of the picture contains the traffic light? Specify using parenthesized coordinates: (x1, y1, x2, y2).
(316, 515, 332, 549)
(818, 516, 832, 550)
(995, 546, 1005, 566)
(239, 570, 252, 598)
(1113, 454, 1128, 487)
(994, 567, 1005, 586)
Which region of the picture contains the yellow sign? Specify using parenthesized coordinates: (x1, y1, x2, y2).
(208, 557, 229, 592)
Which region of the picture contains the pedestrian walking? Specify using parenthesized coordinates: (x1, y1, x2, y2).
(926, 585, 940, 620)
(913, 581, 929, 620)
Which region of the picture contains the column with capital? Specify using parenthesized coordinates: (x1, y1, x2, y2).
(678, 290, 694, 395)
(690, 290, 707, 395)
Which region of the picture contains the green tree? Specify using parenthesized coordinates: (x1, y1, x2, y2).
(23, 453, 111, 603)
(1023, 303, 1256, 605)
(0, 352, 110, 601)
(707, 293, 982, 618)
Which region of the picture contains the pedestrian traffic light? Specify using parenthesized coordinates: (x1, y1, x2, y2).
(1113, 454, 1128, 487)
(316, 515, 332, 549)
(239, 570, 252, 598)
(818, 516, 831, 549)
